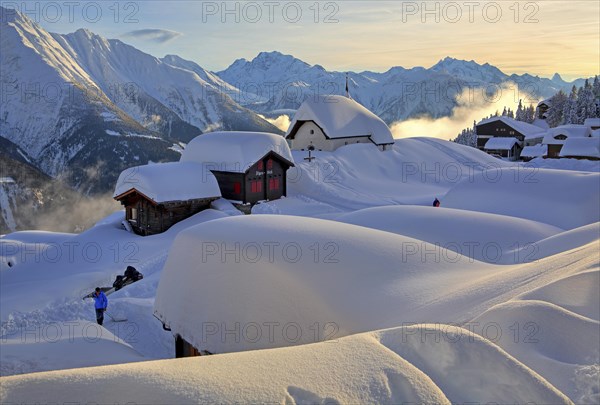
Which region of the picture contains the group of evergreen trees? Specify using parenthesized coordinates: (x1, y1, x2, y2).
(454, 76, 600, 147)
(544, 77, 600, 127)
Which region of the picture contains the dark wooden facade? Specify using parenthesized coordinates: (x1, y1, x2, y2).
(212, 151, 293, 205)
(476, 121, 526, 150)
(175, 335, 201, 358)
(547, 144, 563, 158)
(115, 190, 217, 236)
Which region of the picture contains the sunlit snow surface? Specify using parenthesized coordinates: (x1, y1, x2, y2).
(1, 139, 599, 404)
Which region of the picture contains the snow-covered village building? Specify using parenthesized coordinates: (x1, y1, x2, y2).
(542, 125, 592, 158)
(475, 116, 545, 160)
(584, 118, 600, 131)
(285, 95, 395, 152)
(520, 144, 548, 161)
(113, 162, 222, 236)
(559, 137, 600, 160)
(114, 132, 295, 235)
(536, 99, 551, 119)
(180, 132, 295, 205)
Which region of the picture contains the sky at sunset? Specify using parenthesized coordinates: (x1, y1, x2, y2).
(7, 1, 600, 79)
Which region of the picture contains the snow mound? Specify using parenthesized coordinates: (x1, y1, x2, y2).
(474, 299, 599, 403)
(526, 158, 600, 172)
(210, 198, 244, 216)
(0, 321, 144, 376)
(113, 162, 221, 203)
(0, 325, 572, 405)
(180, 131, 294, 173)
(376, 325, 571, 404)
(289, 138, 512, 209)
(286, 95, 394, 145)
(0, 327, 451, 405)
(154, 215, 497, 354)
(443, 167, 600, 229)
(337, 205, 562, 263)
(526, 222, 600, 262)
(519, 270, 600, 321)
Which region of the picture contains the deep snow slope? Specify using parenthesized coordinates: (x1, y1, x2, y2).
(0, 325, 572, 405)
(443, 166, 600, 229)
(284, 138, 513, 211)
(337, 205, 563, 264)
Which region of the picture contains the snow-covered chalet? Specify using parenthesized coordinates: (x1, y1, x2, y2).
(475, 116, 546, 161)
(285, 95, 395, 152)
(114, 132, 295, 235)
(113, 162, 221, 236)
(180, 131, 295, 204)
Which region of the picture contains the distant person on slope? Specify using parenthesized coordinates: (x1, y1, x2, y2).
(93, 287, 108, 325)
(433, 198, 441, 207)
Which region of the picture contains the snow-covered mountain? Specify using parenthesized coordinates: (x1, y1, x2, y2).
(0, 6, 280, 194)
(217, 52, 588, 123)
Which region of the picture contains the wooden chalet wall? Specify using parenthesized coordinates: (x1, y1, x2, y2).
(213, 151, 290, 204)
(175, 335, 201, 358)
(118, 191, 216, 236)
(476, 120, 527, 150)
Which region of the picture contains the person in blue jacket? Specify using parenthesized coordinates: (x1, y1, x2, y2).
(93, 287, 108, 325)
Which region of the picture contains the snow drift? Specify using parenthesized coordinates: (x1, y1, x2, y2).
(0, 325, 571, 405)
(443, 167, 600, 229)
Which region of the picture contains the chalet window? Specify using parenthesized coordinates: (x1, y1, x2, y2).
(267, 159, 273, 170)
(131, 208, 138, 222)
(269, 178, 280, 190)
(257, 161, 264, 171)
(310, 129, 315, 134)
(251, 180, 263, 193)
(233, 182, 241, 194)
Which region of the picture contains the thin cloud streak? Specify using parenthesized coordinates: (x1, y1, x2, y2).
(122, 29, 183, 44)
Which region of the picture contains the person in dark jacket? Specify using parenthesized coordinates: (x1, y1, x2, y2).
(433, 198, 440, 207)
(93, 287, 108, 325)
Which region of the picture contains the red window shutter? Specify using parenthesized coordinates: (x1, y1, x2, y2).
(233, 182, 241, 194)
(257, 181, 262, 193)
(257, 161, 264, 171)
(267, 159, 273, 170)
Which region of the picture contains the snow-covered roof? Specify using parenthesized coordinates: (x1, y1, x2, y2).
(153, 215, 489, 354)
(537, 98, 551, 107)
(286, 95, 394, 145)
(584, 118, 600, 129)
(484, 137, 520, 150)
(180, 132, 294, 173)
(591, 129, 600, 138)
(476, 116, 545, 139)
(531, 118, 549, 130)
(542, 133, 564, 145)
(113, 162, 221, 203)
(547, 125, 591, 140)
(521, 144, 548, 158)
(559, 137, 600, 159)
